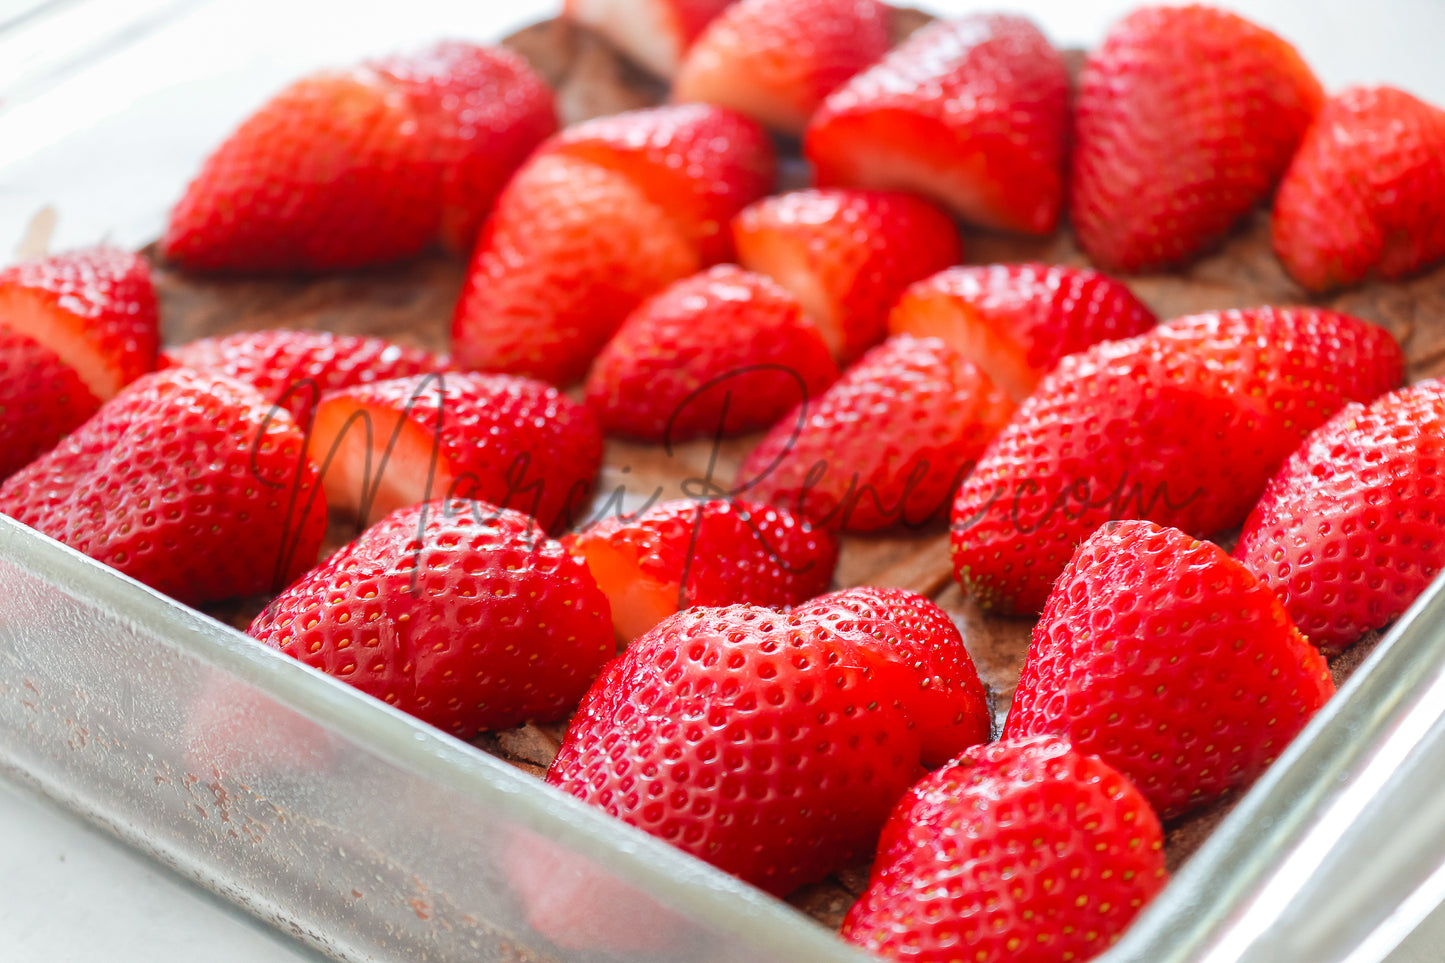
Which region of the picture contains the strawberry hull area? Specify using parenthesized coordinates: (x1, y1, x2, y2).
(4, 11, 1445, 963)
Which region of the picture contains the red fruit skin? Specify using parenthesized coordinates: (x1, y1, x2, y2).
(309, 371, 603, 535)
(673, 0, 891, 134)
(450, 153, 699, 385)
(807, 13, 1071, 235)
(0, 246, 159, 399)
(1273, 86, 1445, 292)
(1005, 521, 1335, 819)
(887, 263, 1159, 402)
(163, 330, 445, 426)
(1070, 5, 1323, 273)
(741, 335, 1014, 533)
(795, 587, 990, 767)
(368, 42, 558, 253)
(163, 72, 440, 272)
(1236, 380, 1445, 652)
(565, 0, 736, 77)
(248, 499, 613, 737)
(0, 330, 101, 480)
(0, 368, 326, 604)
(546, 104, 775, 265)
(733, 189, 963, 364)
(547, 602, 925, 897)
(842, 736, 1169, 963)
(565, 497, 838, 642)
(951, 307, 1404, 614)
(583, 265, 837, 441)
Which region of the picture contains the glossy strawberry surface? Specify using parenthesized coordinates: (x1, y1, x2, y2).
(1005, 521, 1334, 818)
(0, 368, 325, 604)
(807, 13, 1070, 235)
(583, 265, 836, 441)
(1236, 379, 1445, 651)
(249, 499, 613, 737)
(842, 736, 1169, 963)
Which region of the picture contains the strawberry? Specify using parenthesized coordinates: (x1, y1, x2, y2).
(583, 265, 836, 441)
(367, 42, 557, 253)
(1235, 380, 1445, 652)
(163, 71, 440, 272)
(0, 247, 158, 478)
(164, 43, 555, 270)
(887, 263, 1159, 402)
(841, 736, 1169, 963)
(794, 587, 990, 766)
(806, 13, 1071, 235)
(740, 335, 1014, 532)
(249, 499, 613, 737)
(564, 497, 838, 642)
(0, 247, 159, 399)
(546, 601, 926, 897)
(565, 0, 737, 78)
(1272, 86, 1445, 292)
(162, 330, 445, 425)
(673, 0, 890, 135)
(1004, 520, 1334, 818)
(308, 371, 602, 535)
(544, 103, 775, 264)
(450, 153, 699, 385)
(0, 368, 325, 604)
(732, 189, 962, 364)
(951, 307, 1404, 614)
(1070, 5, 1323, 273)
(0, 331, 100, 480)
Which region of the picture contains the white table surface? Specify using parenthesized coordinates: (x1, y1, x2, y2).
(3, 0, 1445, 960)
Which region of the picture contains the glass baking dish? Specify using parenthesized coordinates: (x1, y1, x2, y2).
(7, 1, 1445, 960)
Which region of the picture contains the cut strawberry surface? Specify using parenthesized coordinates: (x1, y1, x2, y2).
(565, 497, 838, 642)
(544, 103, 775, 264)
(450, 153, 699, 385)
(0, 247, 159, 401)
(0, 330, 102, 481)
(565, 0, 737, 77)
(673, 0, 890, 134)
(733, 189, 963, 365)
(309, 372, 603, 534)
(888, 264, 1159, 402)
(806, 13, 1071, 235)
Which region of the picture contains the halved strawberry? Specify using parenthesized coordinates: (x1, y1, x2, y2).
(583, 265, 836, 441)
(740, 335, 1014, 532)
(951, 307, 1404, 614)
(673, 0, 890, 135)
(1236, 379, 1445, 652)
(0, 368, 325, 604)
(1272, 86, 1445, 292)
(163, 330, 445, 425)
(564, 497, 837, 642)
(308, 371, 602, 534)
(163, 71, 440, 272)
(1070, 5, 1323, 272)
(1006, 520, 1334, 818)
(0, 247, 159, 401)
(544, 103, 775, 264)
(368, 41, 558, 253)
(795, 587, 990, 766)
(842, 736, 1168, 963)
(0, 247, 158, 478)
(565, 0, 736, 78)
(887, 263, 1158, 402)
(249, 499, 614, 737)
(732, 189, 962, 364)
(450, 153, 699, 385)
(806, 13, 1071, 235)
